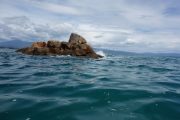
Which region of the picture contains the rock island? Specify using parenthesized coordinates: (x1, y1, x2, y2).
(17, 33, 103, 59)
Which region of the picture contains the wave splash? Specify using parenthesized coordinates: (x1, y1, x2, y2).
(96, 50, 106, 57)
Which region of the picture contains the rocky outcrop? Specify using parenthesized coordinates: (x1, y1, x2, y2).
(16, 33, 102, 59)
(31, 42, 47, 48)
(69, 33, 87, 44)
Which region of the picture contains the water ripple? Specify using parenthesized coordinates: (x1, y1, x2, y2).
(0, 48, 180, 120)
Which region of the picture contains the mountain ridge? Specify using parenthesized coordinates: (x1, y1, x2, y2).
(0, 40, 32, 49)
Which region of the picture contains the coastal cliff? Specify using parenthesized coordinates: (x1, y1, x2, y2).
(17, 33, 102, 59)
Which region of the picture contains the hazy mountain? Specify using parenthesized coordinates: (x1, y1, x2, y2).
(0, 40, 32, 49)
(95, 48, 180, 57)
(141, 52, 180, 57)
(95, 48, 137, 56)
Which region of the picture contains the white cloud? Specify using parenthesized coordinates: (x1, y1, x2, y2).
(0, 16, 74, 42)
(0, 0, 180, 52)
(72, 23, 180, 52)
(29, 1, 82, 15)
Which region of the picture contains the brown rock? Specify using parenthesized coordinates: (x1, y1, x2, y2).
(74, 49, 86, 56)
(16, 33, 103, 59)
(80, 44, 94, 53)
(49, 48, 61, 54)
(33, 47, 49, 55)
(17, 47, 34, 55)
(69, 33, 87, 45)
(61, 42, 70, 50)
(32, 42, 46, 48)
(47, 40, 61, 48)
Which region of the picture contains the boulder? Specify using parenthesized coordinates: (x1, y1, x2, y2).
(61, 42, 70, 50)
(17, 33, 103, 59)
(69, 33, 87, 45)
(32, 42, 46, 48)
(33, 47, 50, 55)
(47, 40, 61, 48)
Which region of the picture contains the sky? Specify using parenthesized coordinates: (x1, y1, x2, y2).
(0, 0, 180, 53)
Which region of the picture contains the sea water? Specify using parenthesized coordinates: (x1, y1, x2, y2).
(0, 48, 180, 120)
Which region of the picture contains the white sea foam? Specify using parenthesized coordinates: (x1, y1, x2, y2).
(96, 51, 106, 57)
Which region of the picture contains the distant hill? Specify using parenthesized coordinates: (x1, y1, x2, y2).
(95, 48, 180, 57)
(0, 40, 32, 49)
(94, 48, 137, 56)
(141, 52, 180, 57)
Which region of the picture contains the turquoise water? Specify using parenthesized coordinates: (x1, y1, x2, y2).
(0, 48, 180, 120)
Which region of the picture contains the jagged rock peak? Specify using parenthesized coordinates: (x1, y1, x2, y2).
(69, 33, 87, 44)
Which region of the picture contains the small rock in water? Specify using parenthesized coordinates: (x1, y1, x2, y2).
(12, 99, 16, 102)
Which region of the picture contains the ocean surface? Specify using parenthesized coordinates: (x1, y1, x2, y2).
(0, 48, 180, 120)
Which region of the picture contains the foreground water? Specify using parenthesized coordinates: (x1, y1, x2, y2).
(0, 48, 180, 120)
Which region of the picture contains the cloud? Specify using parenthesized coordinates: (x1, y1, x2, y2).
(0, 0, 180, 52)
(0, 16, 74, 42)
(1, 15, 180, 53)
(30, 1, 82, 15)
(73, 24, 180, 52)
(163, 7, 180, 17)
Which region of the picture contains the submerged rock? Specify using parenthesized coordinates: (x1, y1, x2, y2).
(17, 33, 102, 59)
